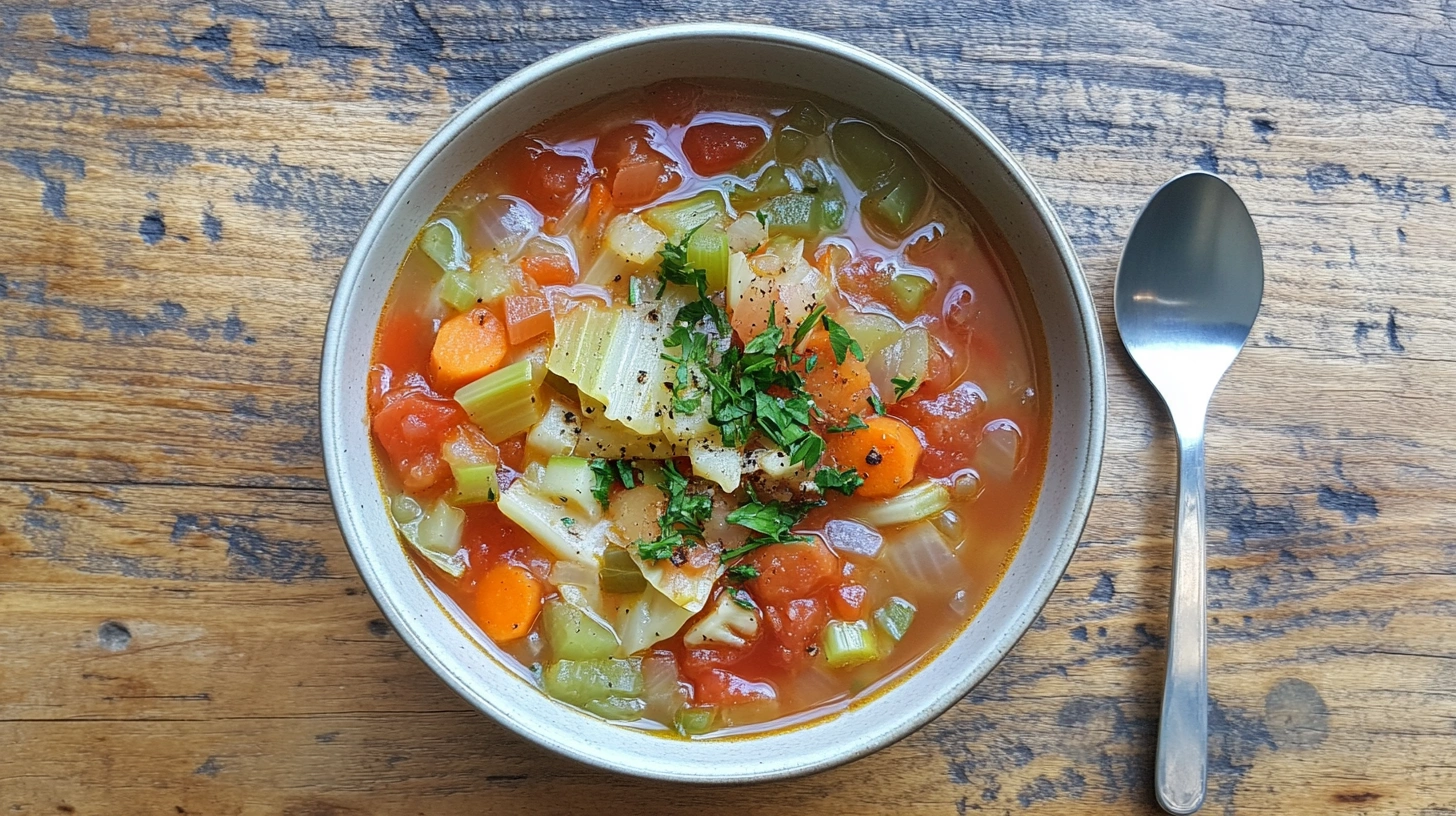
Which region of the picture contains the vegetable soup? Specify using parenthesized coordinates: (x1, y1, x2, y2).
(368, 81, 1049, 737)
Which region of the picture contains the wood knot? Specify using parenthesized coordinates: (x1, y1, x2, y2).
(97, 621, 131, 651)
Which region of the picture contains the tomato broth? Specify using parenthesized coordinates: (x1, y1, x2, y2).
(369, 80, 1049, 737)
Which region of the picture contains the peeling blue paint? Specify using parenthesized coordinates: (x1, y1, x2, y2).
(1317, 485, 1378, 523)
(171, 514, 327, 582)
(127, 140, 195, 175)
(1, 148, 86, 218)
(139, 211, 166, 245)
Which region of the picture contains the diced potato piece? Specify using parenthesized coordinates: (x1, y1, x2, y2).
(606, 213, 667, 265)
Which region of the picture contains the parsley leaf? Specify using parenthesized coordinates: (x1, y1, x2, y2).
(755, 211, 768, 226)
(721, 494, 821, 561)
(657, 231, 727, 332)
(793, 304, 827, 347)
(729, 587, 756, 610)
(814, 466, 864, 496)
(868, 394, 886, 415)
(636, 461, 714, 561)
(589, 459, 637, 508)
(891, 375, 918, 400)
(827, 415, 869, 433)
(726, 564, 759, 581)
(561, 517, 576, 527)
(821, 314, 864, 364)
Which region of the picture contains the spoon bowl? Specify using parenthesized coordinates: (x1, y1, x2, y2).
(1115, 171, 1263, 814)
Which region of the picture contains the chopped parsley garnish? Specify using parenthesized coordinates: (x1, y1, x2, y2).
(589, 459, 637, 508)
(814, 466, 864, 496)
(755, 211, 768, 226)
(635, 460, 714, 561)
(868, 394, 886, 415)
(720, 487, 821, 562)
(891, 375, 918, 400)
(657, 230, 727, 332)
(793, 305, 827, 347)
(821, 314, 864, 365)
(627, 276, 641, 306)
(827, 415, 869, 433)
(726, 564, 759, 581)
(560, 517, 576, 527)
(729, 587, 756, 609)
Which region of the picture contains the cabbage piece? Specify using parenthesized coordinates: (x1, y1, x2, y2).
(547, 289, 691, 434)
(390, 495, 467, 578)
(882, 521, 963, 607)
(576, 410, 687, 459)
(630, 543, 723, 614)
(526, 398, 581, 461)
(497, 479, 607, 566)
(851, 480, 951, 528)
(605, 213, 667, 265)
(615, 584, 696, 656)
(689, 439, 742, 493)
(868, 325, 930, 403)
(683, 590, 760, 648)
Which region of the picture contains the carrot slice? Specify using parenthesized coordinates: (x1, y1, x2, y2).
(520, 253, 576, 286)
(801, 333, 872, 421)
(503, 294, 553, 344)
(429, 308, 508, 391)
(825, 414, 922, 498)
(475, 563, 542, 642)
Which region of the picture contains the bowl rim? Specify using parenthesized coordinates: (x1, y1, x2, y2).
(322, 21, 1106, 781)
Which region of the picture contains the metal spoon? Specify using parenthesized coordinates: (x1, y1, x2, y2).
(1114, 171, 1264, 815)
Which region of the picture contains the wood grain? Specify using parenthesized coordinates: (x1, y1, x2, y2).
(2, 0, 1454, 813)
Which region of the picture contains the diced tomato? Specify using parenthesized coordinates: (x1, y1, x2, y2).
(691, 668, 777, 707)
(496, 433, 527, 472)
(371, 389, 469, 491)
(681, 122, 768, 176)
(503, 294, 553, 344)
(501, 139, 591, 220)
(831, 584, 868, 620)
(763, 597, 828, 666)
(681, 645, 750, 674)
(892, 381, 988, 478)
(835, 254, 892, 306)
(643, 80, 703, 127)
(746, 539, 841, 605)
(520, 253, 576, 286)
(592, 124, 681, 207)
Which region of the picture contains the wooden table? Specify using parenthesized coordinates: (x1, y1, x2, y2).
(3, 2, 1453, 813)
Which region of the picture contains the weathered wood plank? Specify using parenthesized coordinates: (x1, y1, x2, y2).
(2, 0, 1455, 812)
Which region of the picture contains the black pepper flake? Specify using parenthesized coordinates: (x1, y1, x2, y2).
(637, 370, 648, 384)
(669, 546, 689, 567)
(564, 412, 576, 422)
(866, 447, 883, 466)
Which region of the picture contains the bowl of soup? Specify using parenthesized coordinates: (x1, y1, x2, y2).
(322, 23, 1104, 781)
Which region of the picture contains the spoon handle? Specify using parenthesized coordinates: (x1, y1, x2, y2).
(1156, 424, 1208, 814)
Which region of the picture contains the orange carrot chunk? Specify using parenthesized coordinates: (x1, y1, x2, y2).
(801, 333, 872, 421)
(429, 308, 508, 391)
(520, 253, 576, 287)
(825, 414, 922, 499)
(475, 563, 542, 642)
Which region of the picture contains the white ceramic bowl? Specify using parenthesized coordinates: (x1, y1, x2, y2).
(321, 23, 1105, 782)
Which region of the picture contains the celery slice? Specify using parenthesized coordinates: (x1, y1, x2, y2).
(852, 481, 950, 528)
(583, 695, 648, 721)
(450, 463, 498, 504)
(600, 547, 647, 594)
(760, 193, 819, 239)
(726, 251, 752, 311)
(420, 218, 469, 273)
(543, 598, 620, 661)
(686, 225, 730, 292)
(888, 274, 935, 318)
(541, 456, 599, 520)
(643, 191, 726, 244)
(454, 359, 543, 443)
(439, 269, 477, 311)
(823, 620, 879, 668)
(542, 657, 644, 707)
(873, 596, 916, 643)
(497, 479, 607, 566)
(674, 706, 715, 736)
